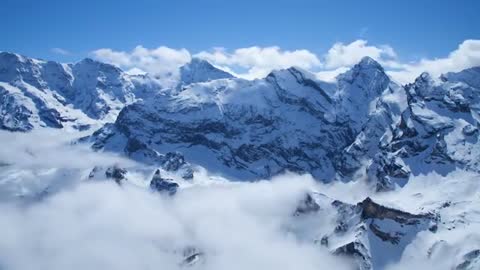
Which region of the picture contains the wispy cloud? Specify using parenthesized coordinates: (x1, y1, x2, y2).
(358, 27, 369, 38)
(51, 47, 71, 56)
(323, 39, 397, 69)
(0, 170, 353, 269)
(195, 46, 322, 79)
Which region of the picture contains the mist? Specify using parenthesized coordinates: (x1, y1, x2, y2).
(0, 130, 478, 270)
(0, 178, 354, 270)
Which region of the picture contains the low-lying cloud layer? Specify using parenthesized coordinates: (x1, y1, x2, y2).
(0, 130, 353, 270)
(0, 177, 354, 270)
(92, 39, 480, 84)
(0, 131, 479, 270)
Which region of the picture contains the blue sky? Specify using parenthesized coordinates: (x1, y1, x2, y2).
(2, 0, 480, 83)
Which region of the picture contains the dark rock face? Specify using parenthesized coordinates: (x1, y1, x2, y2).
(88, 165, 129, 184)
(88, 166, 101, 179)
(367, 154, 411, 191)
(334, 241, 371, 269)
(456, 249, 480, 270)
(38, 108, 63, 128)
(297, 194, 438, 270)
(0, 86, 33, 131)
(81, 124, 195, 179)
(179, 246, 205, 267)
(105, 166, 128, 185)
(358, 197, 434, 224)
(162, 152, 194, 180)
(149, 169, 179, 195)
(293, 193, 321, 216)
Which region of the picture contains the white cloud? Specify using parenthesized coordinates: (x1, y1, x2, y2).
(387, 39, 480, 84)
(51, 48, 71, 56)
(0, 130, 479, 270)
(315, 67, 350, 82)
(319, 39, 480, 84)
(324, 40, 397, 69)
(92, 46, 191, 76)
(0, 174, 353, 270)
(90, 40, 480, 85)
(0, 129, 135, 170)
(92, 46, 322, 80)
(195, 46, 322, 79)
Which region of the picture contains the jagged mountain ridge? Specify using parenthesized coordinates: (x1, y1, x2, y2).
(0, 52, 142, 131)
(86, 57, 413, 184)
(2, 51, 480, 190)
(293, 193, 438, 270)
(368, 68, 480, 190)
(178, 57, 234, 87)
(0, 52, 232, 131)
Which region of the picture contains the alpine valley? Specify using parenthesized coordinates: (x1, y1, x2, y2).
(0, 51, 479, 270)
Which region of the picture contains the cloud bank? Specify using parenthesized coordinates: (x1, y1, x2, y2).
(323, 40, 397, 69)
(0, 177, 354, 270)
(91, 39, 480, 84)
(195, 46, 321, 79)
(0, 130, 478, 270)
(92, 46, 191, 76)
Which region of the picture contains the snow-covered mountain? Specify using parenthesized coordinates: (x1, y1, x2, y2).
(0, 52, 163, 131)
(178, 58, 234, 87)
(3, 51, 480, 190)
(84, 57, 410, 185)
(1, 51, 480, 270)
(367, 68, 480, 190)
(290, 168, 480, 270)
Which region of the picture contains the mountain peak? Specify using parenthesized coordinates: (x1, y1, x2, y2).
(442, 66, 480, 88)
(0, 51, 22, 61)
(419, 71, 433, 80)
(266, 66, 315, 84)
(357, 56, 383, 71)
(0, 51, 42, 66)
(410, 72, 435, 88)
(75, 58, 123, 74)
(337, 56, 387, 85)
(179, 58, 234, 86)
(77, 57, 112, 67)
(188, 57, 211, 66)
(182, 58, 223, 70)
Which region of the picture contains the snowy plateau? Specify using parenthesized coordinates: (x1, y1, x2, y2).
(0, 51, 479, 270)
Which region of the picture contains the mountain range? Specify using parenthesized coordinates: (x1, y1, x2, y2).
(1, 51, 480, 269)
(3, 51, 477, 189)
